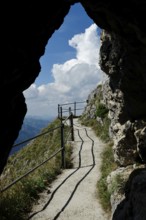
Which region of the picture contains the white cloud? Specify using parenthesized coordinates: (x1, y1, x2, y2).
(24, 24, 107, 119)
(69, 24, 100, 66)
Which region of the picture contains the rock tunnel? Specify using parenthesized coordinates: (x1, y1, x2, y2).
(1, 0, 146, 218)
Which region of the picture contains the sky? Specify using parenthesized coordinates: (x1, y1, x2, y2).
(23, 3, 107, 119)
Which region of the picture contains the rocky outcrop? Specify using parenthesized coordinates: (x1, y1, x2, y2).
(100, 30, 146, 164)
(82, 84, 103, 120)
(112, 168, 146, 220)
(100, 29, 146, 219)
(102, 79, 146, 166)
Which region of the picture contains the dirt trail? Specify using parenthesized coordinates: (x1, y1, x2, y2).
(28, 118, 109, 220)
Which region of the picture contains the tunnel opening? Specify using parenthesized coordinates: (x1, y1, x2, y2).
(23, 3, 104, 120)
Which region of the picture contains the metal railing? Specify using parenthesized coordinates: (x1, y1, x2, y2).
(0, 101, 85, 193)
(58, 101, 87, 119)
(1, 113, 74, 194)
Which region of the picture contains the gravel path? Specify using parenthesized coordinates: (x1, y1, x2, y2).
(28, 119, 109, 220)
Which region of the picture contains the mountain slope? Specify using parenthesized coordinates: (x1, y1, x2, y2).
(10, 116, 52, 155)
(0, 118, 72, 220)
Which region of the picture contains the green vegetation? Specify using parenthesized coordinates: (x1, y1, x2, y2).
(80, 101, 110, 143)
(80, 89, 117, 213)
(80, 123, 116, 211)
(81, 116, 111, 143)
(0, 118, 73, 220)
(108, 173, 125, 196)
(81, 115, 116, 212)
(96, 103, 109, 119)
(97, 141, 116, 211)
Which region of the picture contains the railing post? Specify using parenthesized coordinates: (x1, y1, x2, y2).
(74, 102, 76, 117)
(60, 106, 63, 123)
(70, 112, 74, 141)
(58, 104, 60, 118)
(61, 123, 65, 169)
(69, 107, 71, 116)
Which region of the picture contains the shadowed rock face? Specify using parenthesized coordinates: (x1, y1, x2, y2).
(1, 1, 146, 218)
(113, 168, 146, 220)
(1, 1, 71, 174)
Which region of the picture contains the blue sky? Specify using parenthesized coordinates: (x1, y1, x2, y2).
(24, 3, 106, 119)
(35, 3, 99, 86)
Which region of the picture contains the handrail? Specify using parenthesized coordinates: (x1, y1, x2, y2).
(13, 125, 61, 148)
(63, 114, 71, 125)
(74, 108, 85, 111)
(1, 122, 71, 193)
(1, 100, 85, 194)
(59, 102, 75, 106)
(64, 128, 72, 144)
(1, 148, 63, 193)
(59, 100, 86, 106)
(61, 108, 84, 113)
(75, 101, 87, 104)
(58, 101, 86, 119)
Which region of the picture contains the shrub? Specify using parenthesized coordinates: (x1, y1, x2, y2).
(96, 103, 109, 119)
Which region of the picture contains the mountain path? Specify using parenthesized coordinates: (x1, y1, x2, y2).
(28, 118, 110, 220)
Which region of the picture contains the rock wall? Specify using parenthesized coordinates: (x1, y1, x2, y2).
(0, 1, 71, 174)
(100, 30, 146, 166)
(113, 168, 146, 220)
(82, 84, 104, 120)
(100, 30, 146, 219)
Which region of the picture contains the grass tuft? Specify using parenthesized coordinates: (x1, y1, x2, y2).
(80, 99, 117, 213)
(97, 141, 116, 211)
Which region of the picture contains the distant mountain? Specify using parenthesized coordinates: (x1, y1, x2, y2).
(10, 116, 54, 155)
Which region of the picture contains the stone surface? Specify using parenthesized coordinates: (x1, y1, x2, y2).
(113, 168, 146, 220)
(101, 32, 146, 166)
(0, 1, 71, 174)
